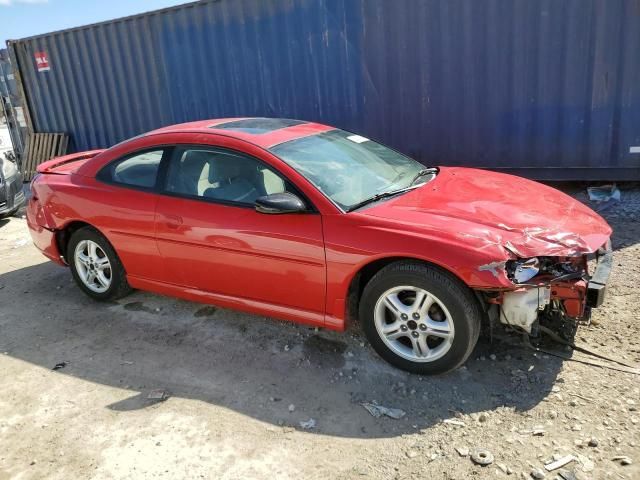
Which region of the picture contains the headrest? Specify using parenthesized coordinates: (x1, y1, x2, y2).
(209, 153, 244, 182)
(180, 150, 210, 177)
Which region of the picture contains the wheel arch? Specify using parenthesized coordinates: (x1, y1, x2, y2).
(55, 220, 106, 263)
(344, 255, 476, 328)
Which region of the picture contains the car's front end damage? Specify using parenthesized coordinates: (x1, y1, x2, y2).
(376, 167, 616, 341)
(356, 166, 614, 342)
(478, 239, 612, 339)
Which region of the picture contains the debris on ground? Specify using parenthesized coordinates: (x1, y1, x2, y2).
(288, 404, 295, 412)
(612, 455, 632, 466)
(147, 389, 168, 400)
(557, 470, 577, 480)
(361, 401, 406, 419)
(455, 446, 469, 457)
(587, 183, 621, 202)
(587, 183, 621, 211)
(299, 418, 316, 430)
(470, 448, 494, 466)
(544, 455, 575, 471)
(52, 362, 67, 370)
(442, 418, 466, 427)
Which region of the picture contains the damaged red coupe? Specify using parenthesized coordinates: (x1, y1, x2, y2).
(27, 118, 612, 374)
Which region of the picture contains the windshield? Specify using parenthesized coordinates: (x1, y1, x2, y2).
(270, 129, 430, 210)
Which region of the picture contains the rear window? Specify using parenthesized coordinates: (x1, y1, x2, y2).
(98, 150, 164, 189)
(212, 118, 306, 135)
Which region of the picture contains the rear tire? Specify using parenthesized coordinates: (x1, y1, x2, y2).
(67, 226, 132, 301)
(359, 261, 481, 375)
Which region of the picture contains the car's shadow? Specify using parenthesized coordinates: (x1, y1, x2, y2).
(0, 261, 567, 439)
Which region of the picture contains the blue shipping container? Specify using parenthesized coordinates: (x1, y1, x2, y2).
(7, 0, 640, 180)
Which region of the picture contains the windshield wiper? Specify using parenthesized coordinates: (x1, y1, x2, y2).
(346, 168, 438, 212)
(347, 185, 421, 212)
(409, 167, 438, 186)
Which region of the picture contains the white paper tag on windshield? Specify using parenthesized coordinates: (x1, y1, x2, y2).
(347, 134, 369, 144)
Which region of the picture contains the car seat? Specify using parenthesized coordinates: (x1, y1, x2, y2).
(203, 154, 259, 203)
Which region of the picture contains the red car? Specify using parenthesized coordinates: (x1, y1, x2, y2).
(27, 118, 612, 374)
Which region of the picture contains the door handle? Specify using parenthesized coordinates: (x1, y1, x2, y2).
(164, 214, 183, 229)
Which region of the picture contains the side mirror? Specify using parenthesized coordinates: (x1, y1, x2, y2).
(255, 192, 306, 214)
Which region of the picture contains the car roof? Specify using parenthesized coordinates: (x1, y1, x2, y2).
(148, 117, 335, 149)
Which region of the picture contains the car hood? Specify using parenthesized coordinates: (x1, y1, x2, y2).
(359, 167, 612, 258)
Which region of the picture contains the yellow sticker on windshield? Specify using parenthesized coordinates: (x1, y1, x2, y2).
(347, 135, 369, 144)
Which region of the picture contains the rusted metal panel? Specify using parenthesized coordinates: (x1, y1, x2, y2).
(6, 0, 640, 180)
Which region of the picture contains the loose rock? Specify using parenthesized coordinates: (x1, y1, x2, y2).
(530, 467, 546, 479)
(612, 455, 632, 466)
(455, 446, 469, 457)
(575, 454, 594, 473)
(405, 449, 419, 459)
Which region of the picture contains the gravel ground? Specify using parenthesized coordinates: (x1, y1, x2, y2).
(0, 184, 638, 480)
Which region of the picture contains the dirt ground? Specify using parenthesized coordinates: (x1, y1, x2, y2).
(0, 185, 638, 480)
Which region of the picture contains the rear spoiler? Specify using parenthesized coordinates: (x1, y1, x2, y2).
(36, 150, 106, 174)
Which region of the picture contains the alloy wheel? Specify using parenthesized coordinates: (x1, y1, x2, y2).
(373, 285, 455, 363)
(74, 239, 112, 293)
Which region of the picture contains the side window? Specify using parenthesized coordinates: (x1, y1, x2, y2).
(101, 150, 163, 188)
(165, 148, 288, 205)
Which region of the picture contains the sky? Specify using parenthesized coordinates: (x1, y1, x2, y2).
(0, 0, 191, 45)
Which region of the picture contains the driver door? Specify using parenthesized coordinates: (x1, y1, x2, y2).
(154, 146, 326, 316)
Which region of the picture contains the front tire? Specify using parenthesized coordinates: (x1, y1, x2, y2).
(359, 261, 482, 375)
(68, 227, 132, 301)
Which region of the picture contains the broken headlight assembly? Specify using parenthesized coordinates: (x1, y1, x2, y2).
(506, 256, 585, 284)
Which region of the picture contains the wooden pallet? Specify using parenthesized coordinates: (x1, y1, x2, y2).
(22, 132, 69, 180)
